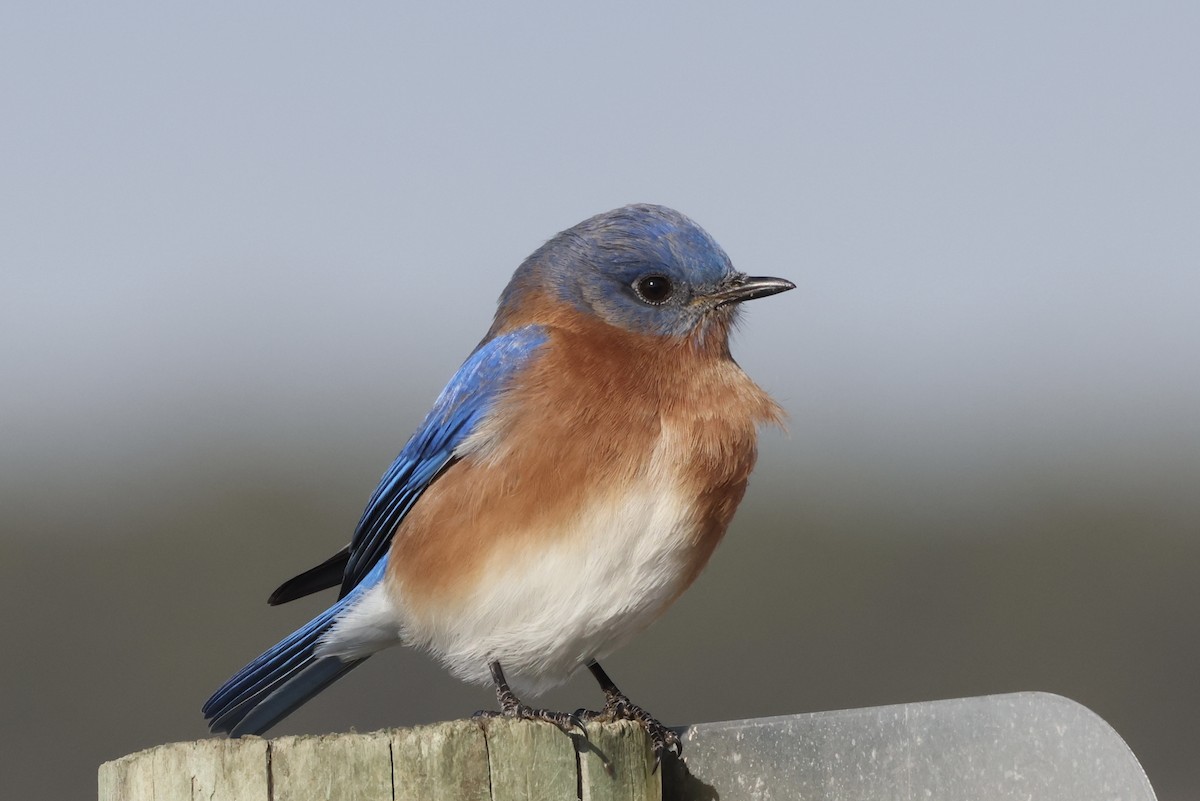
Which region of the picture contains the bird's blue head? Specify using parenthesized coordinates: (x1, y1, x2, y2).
(495, 204, 794, 341)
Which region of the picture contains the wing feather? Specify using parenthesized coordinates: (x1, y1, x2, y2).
(275, 326, 548, 602)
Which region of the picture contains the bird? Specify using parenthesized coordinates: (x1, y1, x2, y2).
(202, 203, 794, 761)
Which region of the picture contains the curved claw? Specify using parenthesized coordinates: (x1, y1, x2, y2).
(647, 721, 681, 768)
(483, 662, 587, 739)
(590, 689, 683, 765)
(574, 706, 605, 724)
(565, 711, 589, 739)
(475, 704, 587, 739)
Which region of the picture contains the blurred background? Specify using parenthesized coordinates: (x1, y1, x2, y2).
(2, 3, 1197, 799)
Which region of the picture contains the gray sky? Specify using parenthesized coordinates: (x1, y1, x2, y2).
(2, 4, 1198, 800)
(4, 3, 1198, 503)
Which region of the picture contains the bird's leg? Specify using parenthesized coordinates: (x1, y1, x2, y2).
(576, 659, 682, 765)
(473, 661, 585, 736)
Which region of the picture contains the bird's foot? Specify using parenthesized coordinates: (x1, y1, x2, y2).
(576, 691, 682, 768)
(473, 683, 586, 737)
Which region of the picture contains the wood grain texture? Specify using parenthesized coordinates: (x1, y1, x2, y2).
(481, 717, 580, 801)
(580, 720, 660, 801)
(98, 720, 659, 801)
(272, 731, 392, 801)
(392, 720, 490, 801)
(99, 738, 269, 801)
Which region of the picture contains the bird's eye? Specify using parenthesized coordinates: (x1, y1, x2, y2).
(634, 275, 673, 305)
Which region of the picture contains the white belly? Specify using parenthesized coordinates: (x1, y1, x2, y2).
(404, 474, 698, 695)
(318, 425, 705, 696)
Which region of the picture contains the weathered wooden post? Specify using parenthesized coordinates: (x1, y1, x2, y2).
(99, 719, 658, 801)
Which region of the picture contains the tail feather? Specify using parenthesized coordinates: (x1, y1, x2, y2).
(204, 606, 334, 719)
(268, 546, 351, 606)
(203, 560, 387, 736)
(215, 657, 365, 737)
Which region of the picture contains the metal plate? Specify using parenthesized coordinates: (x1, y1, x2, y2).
(670, 692, 1156, 801)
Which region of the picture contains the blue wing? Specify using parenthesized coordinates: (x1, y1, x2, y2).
(266, 324, 550, 605)
(340, 324, 548, 595)
(203, 325, 548, 736)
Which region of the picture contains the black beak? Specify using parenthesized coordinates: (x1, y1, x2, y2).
(709, 275, 796, 307)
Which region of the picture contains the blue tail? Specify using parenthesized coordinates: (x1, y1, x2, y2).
(203, 561, 384, 736)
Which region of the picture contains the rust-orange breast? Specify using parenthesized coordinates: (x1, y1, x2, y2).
(388, 308, 783, 614)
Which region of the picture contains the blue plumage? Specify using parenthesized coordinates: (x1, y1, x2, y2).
(203, 560, 384, 735)
(496, 204, 739, 338)
(203, 204, 793, 758)
(342, 325, 548, 594)
(203, 326, 548, 734)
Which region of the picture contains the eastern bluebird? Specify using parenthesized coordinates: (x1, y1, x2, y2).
(203, 204, 793, 760)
